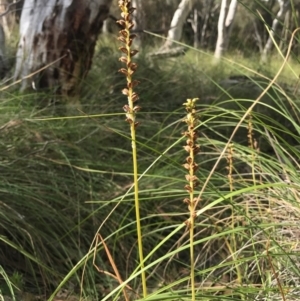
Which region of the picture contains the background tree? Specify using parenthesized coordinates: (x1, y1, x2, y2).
(14, 0, 112, 97)
(3, 0, 300, 94)
(0, 0, 22, 36)
(214, 0, 238, 60)
(0, 0, 23, 77)
(199, 0, 216, 48)
(132, 0, 144, 49)
(261, 0, 291, 62)
(160, 0, 197, 51)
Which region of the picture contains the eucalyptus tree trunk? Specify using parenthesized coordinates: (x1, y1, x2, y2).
(14, 0, 112, 96)
(161, 0, 196, 50)
(214, 0, 238, 61)
(261, 0, 290, 62)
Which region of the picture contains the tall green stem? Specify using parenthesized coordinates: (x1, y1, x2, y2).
(131, 127, 147, 297)
(117, 0, 147, 297)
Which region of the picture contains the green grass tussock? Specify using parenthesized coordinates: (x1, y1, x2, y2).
(0, 35, 300, 301)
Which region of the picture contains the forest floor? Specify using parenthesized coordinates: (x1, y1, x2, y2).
(1, 40, 300, 301)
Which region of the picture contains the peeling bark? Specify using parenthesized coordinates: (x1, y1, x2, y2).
(14, 0, 112, 96)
